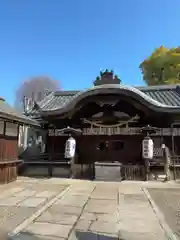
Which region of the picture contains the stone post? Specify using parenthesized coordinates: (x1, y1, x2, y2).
(142, 136, 153, 181)
(164, 146, 171, 181)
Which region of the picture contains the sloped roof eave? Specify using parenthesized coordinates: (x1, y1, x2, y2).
(0, 111, 40, 127)
(39, 84, 180, 116)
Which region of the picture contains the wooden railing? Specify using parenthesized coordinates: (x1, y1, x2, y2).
(153, 147, 163, 157)
(121, 165, 145, 181)
(147, 147, 164, 166)
(170, 155, 180, 167)
(19, 152, 69, 165)
(18, 152, 71, 177)
(19, 153, 48, 163)
(149, 158, 164, 166)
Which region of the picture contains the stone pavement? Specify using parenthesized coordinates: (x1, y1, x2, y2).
(0, 178, 68, 239)
(0, 178, 173, 240)
(147, 187, 180, 239)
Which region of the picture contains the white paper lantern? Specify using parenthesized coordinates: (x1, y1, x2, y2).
(65, 137, 76, 159)
(161, 143, 166, 149)
(142, 137, 154, 159)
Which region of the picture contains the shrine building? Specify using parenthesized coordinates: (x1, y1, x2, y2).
(21, 70, 180, 181)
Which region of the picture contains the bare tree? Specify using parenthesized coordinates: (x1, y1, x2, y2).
(15, 76, 60, 111)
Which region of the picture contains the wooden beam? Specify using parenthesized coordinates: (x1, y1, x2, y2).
(48, 127, 180, 136)
(3, 121, 6, 136)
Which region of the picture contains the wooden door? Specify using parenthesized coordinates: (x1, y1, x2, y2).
(95, 139, 124, 162)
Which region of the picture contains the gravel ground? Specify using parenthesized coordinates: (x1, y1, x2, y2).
(147, 188, 180, 238)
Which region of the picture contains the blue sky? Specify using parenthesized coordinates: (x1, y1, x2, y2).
(1, 0, 180, 105)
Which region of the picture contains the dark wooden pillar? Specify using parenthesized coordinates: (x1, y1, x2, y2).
(48, 134, 54, 177)
(144, 158, 150, 181)
(70, 150, 82, 179)
(0, 120, 5, 163)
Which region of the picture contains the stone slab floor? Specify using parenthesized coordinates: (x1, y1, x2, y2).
(147, 187, 180, 239)
(0, 177, 178, 239)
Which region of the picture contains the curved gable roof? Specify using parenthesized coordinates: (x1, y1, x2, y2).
(39, 84, 180, 116)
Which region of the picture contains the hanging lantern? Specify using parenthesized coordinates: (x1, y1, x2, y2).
(142, 136, 154, 159)
(65, 137, 76, 159)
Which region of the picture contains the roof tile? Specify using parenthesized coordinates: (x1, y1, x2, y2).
(0, 98, 39, 126)
(28, 85, 180, 114)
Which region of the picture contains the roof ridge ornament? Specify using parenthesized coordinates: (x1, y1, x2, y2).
(93, 69, 121, 86)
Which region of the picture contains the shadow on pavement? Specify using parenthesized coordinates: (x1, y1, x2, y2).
(7, 232, 49, 240)
(4, 230, 122, 240)
(75, 231, 119, 240)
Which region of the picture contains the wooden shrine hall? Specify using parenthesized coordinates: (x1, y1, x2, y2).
(22, 70, 180, 181)
(0, 96, 39, 184)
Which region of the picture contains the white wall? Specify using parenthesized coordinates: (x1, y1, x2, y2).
(18, 125, 46, 154)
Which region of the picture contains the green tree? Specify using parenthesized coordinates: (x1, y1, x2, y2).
(139, 46, 180, 85)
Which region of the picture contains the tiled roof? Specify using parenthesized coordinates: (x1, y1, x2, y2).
(138, 85, 180, 107)
(28, 84, 180, 115)
(28, 91, 81, 114)
(0, 97, 40, 126)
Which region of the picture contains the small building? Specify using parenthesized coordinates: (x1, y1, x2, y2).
(23, 70, 180, 181)
(0, 96, 39, 183)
